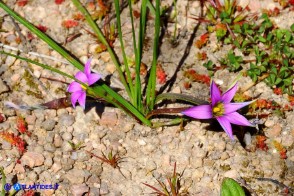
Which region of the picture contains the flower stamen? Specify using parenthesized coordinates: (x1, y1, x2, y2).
(213, 102, 224, 116)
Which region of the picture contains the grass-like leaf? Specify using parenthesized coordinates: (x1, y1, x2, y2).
(146, 0, 161, 111)
(221, 178, 245, 196)
(0, 1, 151, 126)
(114, 0, 134, 103)
(71, 0, 132, 99)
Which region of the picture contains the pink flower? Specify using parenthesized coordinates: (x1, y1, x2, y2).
(67, 59, 101, 109)
(182, 81, 254, 140)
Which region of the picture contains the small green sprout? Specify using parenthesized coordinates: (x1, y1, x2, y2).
(87, 150, 123, 169)
(67, 141, 85, 151)
(143, 162, 187, 196)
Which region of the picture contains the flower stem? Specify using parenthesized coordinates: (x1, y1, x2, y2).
(155, 93, 208, 105)
(151, 118, 187, 128)
(146, 107, 189, 119)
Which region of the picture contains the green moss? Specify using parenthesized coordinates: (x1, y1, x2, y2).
(220, 164, 231, 171)
(12, 82, 21, 91)
(26, 90, 43, 99)
(54, 87, 66, 94)
(45, 81, 51, 89)
(23, 69, 39, 90)
(241, 160, 249, 168)
(253, 170, 264, 177)
(23, 69, 44, 99)
(242, 177, 253, 184)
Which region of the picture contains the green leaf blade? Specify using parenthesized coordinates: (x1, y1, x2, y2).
(221, 178, 245, 196)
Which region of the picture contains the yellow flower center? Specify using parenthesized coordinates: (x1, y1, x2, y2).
(212, 102, 224, 116)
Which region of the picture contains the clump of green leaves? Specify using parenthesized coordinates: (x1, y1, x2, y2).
(220, 50, 243, 71)
(203, 13, 294, 95)
(234, 14, 294, 94)
(203, 60, 216, 76)
(143, 162, 188, 196)
(205, 0, 252, 40)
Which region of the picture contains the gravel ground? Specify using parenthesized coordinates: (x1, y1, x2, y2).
(0, 0, 293, 195)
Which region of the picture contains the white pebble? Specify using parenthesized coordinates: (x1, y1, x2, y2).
(138, 139, 146, 146)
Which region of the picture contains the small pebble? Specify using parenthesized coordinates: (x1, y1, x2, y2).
(88, 187, 100, 196)
(51, 163, 62, 173)
(70, 184, 89, 196)
(77, 152, 90, 161)
(4, 162, 15, 174)
(27, 171, 38, 181)
(100, 182, 109, 195)
(282, 135, 293, 147)
(267, 124, 282, 138)
(87, 175, 101, 185)
(0, 79, 9, 94)
(44, 157, 53, 167)
(1, 141, 12, 150)
(44, 143, 56, 152)
(33, 145, 44, 154)
(59, 114, 75, 126)
(54, 134, 63, 147)
(191, 158, 203, 168)
(11, 74, 20, 83)
(265, 119, 275, 127)
(41, 119, 56, 131)
(62, 132, 73, 141)
(224, 169, 240, 179)
(220, 152, 229, 160)
(138, 139, 146, 146)
(105, 63, 116, 74)
(99, 112, 118, 126)
(62, 141, 73, 152)
(39, 171, 52, 181)
(144, 160, 157, 172)
(21, 152, 45, 168)
(243, 132, 252, 146)
(65, 169, 87, 184)
(46, 132, 55, 143)
(14, 164, 25, 173)
(25, 115, 36, 125)
(71, 152, 78, 160)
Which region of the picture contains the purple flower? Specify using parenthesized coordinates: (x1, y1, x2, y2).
(182, 81, 254, 140)
(67, 59, 101, 109)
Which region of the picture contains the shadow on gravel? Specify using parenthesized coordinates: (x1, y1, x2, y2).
(159, 1, 206, 94)
(203, 119, 258, 148)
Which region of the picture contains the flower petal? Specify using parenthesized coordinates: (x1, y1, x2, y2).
(221, 82, 238, 103)
(224, 101, 254, 114)
(75, 71, 88, 83)
(210, 81, 221, 106)
(71, 91, 83, 108)
(223, 112, 254, 126)
(87, 73, 101, 86)
(216, 116, 234, 140)
(67, 82, 82, 93)
(77, 91, 86, 109)
(84, 58, 92, 77)
(182, 105, 213, 119)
